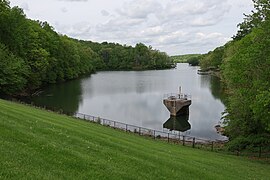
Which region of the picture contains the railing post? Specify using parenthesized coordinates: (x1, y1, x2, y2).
(139, 127, 141, 135)
(83, 114, 86, 120)
(153, 130, 155, 139)
(168, 133, 170, 142)
(259, 146, 262, 158)
(183, 136, 185, 146)
(192, 138, 195, 148)
(236, 148, 240, 156)
(125, 124, 128, 132)
(113, 121, 115, 128)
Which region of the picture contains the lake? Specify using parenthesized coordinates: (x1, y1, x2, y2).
(27, 63, 227, 140)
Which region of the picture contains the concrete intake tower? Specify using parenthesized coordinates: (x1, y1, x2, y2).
(163, 88, 191, 116)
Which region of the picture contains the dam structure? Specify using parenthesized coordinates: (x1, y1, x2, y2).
(163, 88, 191, 116)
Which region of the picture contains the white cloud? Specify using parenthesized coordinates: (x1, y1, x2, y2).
(20, 2, 29, 11)
(199, 32, 221, 43)
(88, 0, 233, 54)
(61, 7, 68, 13)
(190, 17, 217, 27)
(159, 0, 231, 26)
(140, 26, 164, 37)
(116, 0, 162, 19)
(101, 10, 110, 17)
(157, 31, 188, 45)
(54, 21, 92, 39)
(56, 0, 88, 2)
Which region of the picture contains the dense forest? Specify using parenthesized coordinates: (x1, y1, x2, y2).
(200, 0, 270, 150)
(0, 0, 172, 96)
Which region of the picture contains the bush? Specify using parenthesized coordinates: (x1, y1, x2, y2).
(187, 57, 200, 66)
(226, 134, 270, 151)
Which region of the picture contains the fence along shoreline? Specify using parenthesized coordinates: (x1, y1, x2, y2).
(5, 97, 268, 158)
(74, 112, 270, 158)
(74, 112, 226, 150)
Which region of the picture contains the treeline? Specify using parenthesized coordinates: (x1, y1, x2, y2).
(171, 54, 201, 65)
(200, 0, 270, 150)
(0, 0, 171, 95)
(80, 41, 171, 70)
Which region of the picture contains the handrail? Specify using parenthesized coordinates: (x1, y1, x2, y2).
(73, 112, 224, 144)
(163, 93, 191, 100)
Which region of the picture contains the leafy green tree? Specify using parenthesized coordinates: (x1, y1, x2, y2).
(27, 47, 50, 89)
(0, 43, 29, 94)
(134, 43, 150, 68)
(200, 46, 224, 69)
(187, 56, 200, 66)
(222, 19, 270, 149)
(0, 0, 11, 43)
(233, 0, 270, 40)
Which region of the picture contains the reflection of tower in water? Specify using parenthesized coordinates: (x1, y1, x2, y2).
(163, 114, 191, 135)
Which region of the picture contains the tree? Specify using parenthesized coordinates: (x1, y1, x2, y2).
(222, 19, 270, 149)
(187, 56, 200, 66)
(134, 43, 150, 68)
(233, 0, 270, 40)
(0, 43, 29, 94)
(200, 46, 225, 69)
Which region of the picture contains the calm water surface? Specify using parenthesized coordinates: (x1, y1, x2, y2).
(29, 63, 227, 140)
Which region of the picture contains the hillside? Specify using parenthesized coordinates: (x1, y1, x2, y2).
(0, 0, 172, 96)
(0, 99, 269, 179)
(170, 54, 201, 63)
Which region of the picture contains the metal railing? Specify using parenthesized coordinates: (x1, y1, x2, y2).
(163, 93, 191, 100)
(74, 112, 225, 151)
(73, 112, 270, 158)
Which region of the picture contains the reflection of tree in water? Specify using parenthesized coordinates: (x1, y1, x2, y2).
(163, 114, 191, 132)
(28, 79, 83, 115)
(209, 76, 227, 104)
(200, 74, 227, 104)
(200, 75, 211, 88)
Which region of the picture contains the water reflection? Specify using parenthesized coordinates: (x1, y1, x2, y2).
(210, 76, 227, 104)
(26, 79, 83, 114)
(26, 63, 227, 140)
(200, 75, 226, 103)
(163, 115, 191, 132)
(200, 74, 211, 89)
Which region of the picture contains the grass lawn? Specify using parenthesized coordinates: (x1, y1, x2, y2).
(0, 99, 269, 179)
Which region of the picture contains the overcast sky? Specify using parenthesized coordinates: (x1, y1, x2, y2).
(9, 0, 253, 55)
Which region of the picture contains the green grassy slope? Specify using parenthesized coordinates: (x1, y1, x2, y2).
(0, 99, 269, 179)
